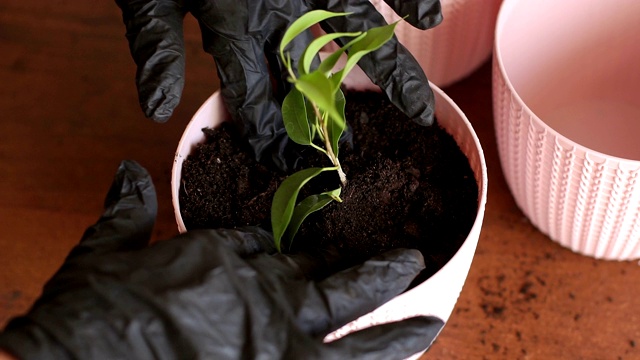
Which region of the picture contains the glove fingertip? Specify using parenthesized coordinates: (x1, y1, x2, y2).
(73, 160, 157, 257)
(414, 6, 443, 30)
(106, 160, 156, 212)
(302, 249, 425, 336)
(136, 47, 186, 123)
(388, 0, 443, 30)
(377, 248, 426, 273)
(118, 159, 149, 180)
(414, 104, 436, 127)
(142, 87, 182, 122)
(324, 315, 445, 359)
(140, 85, 182, 123)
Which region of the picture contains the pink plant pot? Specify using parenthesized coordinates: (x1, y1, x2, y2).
(371, 0, 502, 87)
(493, 0, 640, 260)
(171, 67, 487, 358)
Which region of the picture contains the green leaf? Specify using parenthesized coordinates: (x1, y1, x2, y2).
(350, 21, 399, 54)
(284, 187, 342, 249)
(304, 97, 319, 141)
(282, 88, 312, 145)
(295, 72, 340, 122)
(271, 167, 333, 252)
(334, 21, 399, 85)
(317, 32, 366, 76)
(327, 89, 346, 158)
(280, 10, 351, 63)
(299, 31, 362, 75)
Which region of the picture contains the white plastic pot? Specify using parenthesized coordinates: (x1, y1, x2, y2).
(171, 67, 487, 358)
(493, 0, 640, 260)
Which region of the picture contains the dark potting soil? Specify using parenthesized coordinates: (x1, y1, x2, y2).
(180, 92, 478, 278)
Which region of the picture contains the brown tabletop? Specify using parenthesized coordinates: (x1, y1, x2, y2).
(1, 2, 638, 359)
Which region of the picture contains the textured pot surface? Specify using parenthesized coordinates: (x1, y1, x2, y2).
(494, 0, 640, 260)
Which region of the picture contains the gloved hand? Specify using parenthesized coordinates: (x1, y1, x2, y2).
(0, 160, 443, 360)
(115, 0, 442, 170)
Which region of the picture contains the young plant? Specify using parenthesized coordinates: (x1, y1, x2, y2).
(271, 10, 399, 252)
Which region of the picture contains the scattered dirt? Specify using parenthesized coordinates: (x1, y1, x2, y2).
(180, 91, 478, 278)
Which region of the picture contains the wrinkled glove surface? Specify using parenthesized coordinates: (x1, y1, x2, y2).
(0, 160, 443, 360)
(116, 0, 442, 170)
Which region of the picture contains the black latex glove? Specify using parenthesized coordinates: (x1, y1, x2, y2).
(116, 0, 442, 170)
(0, 160, 443, 360)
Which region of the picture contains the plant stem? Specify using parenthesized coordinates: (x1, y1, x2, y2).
(310, 143, 328, 155)
(334, 157, 347, 185)
(289, 68, 347, 185)
(284, 54, 297, 82)
(313, 105, 326, 141)
(316, 106, 347, 186)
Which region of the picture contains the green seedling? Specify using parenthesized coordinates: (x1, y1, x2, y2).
(272, 10, 399, 252)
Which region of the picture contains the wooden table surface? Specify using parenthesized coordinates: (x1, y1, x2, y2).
(1, 2, 639, 359)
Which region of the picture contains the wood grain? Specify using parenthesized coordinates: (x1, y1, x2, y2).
(1, 1, 638, 359)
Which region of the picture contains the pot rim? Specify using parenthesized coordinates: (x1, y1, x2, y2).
(171, 81, 488, 357)
(171, 79, 488, 346)
(171, 85, 487, 248)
